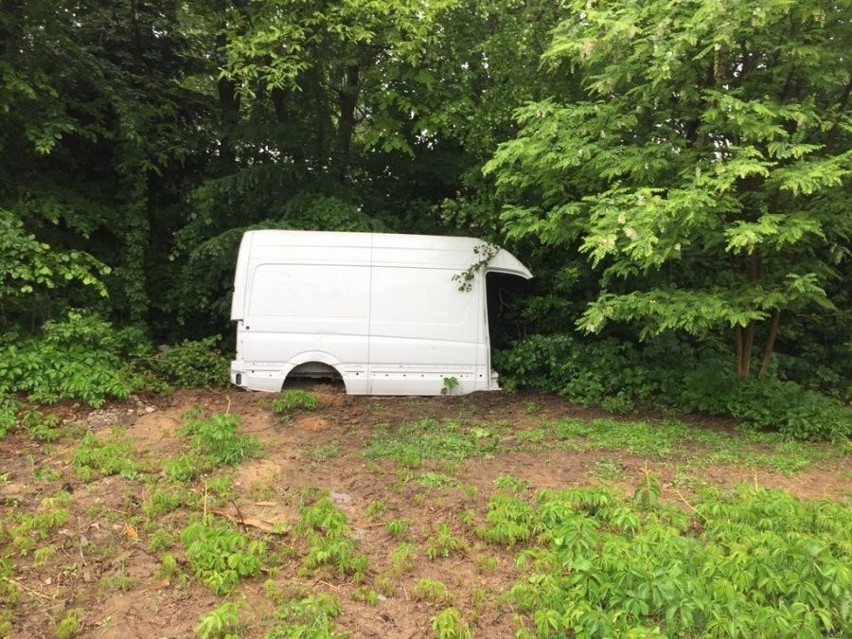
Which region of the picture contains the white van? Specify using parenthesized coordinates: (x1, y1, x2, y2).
(229, 230, 532, 395)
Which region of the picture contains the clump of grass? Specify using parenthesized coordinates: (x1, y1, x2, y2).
(362, 419, 500, 468)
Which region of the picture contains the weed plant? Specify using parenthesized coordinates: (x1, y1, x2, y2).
(2, 492, 70, 556)
(73, 430, 140, 480)
(54, 607, 84, 639)
(271, 390, 319, 413)
(424, 522, 466, 559)
(414, 578, 454, 605)
(431, 607, 472, 639)
(180, 410, 261, 467)
(305, 443, 339, 462)
(195, 600, 244, 639)
(493, 485, 851, 638)
(549, 417, 841, 474)
(297, 492, 368, 578)
(362, 418, 500, 467)
(182, 519, 265, 595)
(265, 592, 348, 639)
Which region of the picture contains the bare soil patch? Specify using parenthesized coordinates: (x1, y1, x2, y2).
(1, 386, 849, 638)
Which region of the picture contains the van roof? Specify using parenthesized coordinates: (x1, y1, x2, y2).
(241, 230, 532, 277)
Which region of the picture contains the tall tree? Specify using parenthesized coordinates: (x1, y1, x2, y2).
(487, 0, 851, 377)
(0, 0, 206, 326)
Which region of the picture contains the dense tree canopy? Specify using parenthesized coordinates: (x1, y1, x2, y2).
(0, 0, 849, 433)
(487, 0, 851, 378)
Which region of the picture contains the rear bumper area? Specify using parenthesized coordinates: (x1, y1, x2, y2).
(230, 362, 285, 393)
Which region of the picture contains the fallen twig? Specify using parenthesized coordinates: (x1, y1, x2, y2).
(209, 508, 288, 534)
(3, 576, 55, 601)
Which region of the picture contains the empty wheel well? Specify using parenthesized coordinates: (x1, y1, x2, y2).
(282, 362, 345, 391)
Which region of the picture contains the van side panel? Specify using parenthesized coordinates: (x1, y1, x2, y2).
(230, 230, 532, 395)
(232, 234, 372, 393)
(367, 266, 486, 394)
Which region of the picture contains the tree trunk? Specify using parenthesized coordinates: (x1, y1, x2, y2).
(215, 0, 241, 167)
(736, 322, 757, 378)
(758, 309, 781, 377)
(336, 63, 360, 184)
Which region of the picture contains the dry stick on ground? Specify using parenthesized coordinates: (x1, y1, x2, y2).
(3, 576, 55, 601)
(209, 507, 289, 535)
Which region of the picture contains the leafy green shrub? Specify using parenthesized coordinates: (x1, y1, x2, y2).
(265, 592, 347, 639)
(505, 485, 851, 639)
(54, 607, 85, 639)
(182, 519, 265, 595)
(135, 336, 229, 389)
(297, 492, 368, 578)
(680, 365, 851, 441)
(181, 411, 262, 466)
(0, 311, 147, 407)
(73, 431, 140, 480)
(271, 390, 319, 413)
(195, 600, 244, 639)
(500, 333, 849, 441)
(431, 607, 472, 639)
(495, 333, 689, 406)
(0, 395, 20, 438)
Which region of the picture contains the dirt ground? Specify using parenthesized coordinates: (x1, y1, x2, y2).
(1, 386, 849, 639)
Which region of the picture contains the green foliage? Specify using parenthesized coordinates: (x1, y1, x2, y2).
(136, 337, 229, 389)
(503, 485, 851, 638)
(390, 541, 418, 575)
(431, 607, 472, 639)
(488, 0, 850, 382)
(424, 522, 466, 560)
(441, 376, 460, 396)
(415, 578, 454, 605)
(479, 493, 537, 547)
(272, 391, 319, 413)
(0, 210, 109, 310)
(161, 452, 210, 482)
(297, 492, 368, 578)
(496, 333, 689, 406)
(305, 444, 339, 463)
(680, 366, 851, 441)
(418, 472, 459, 488)
(362, 418, 501, 467)
(182, 519, 265, 595)
(73, 430, 140, 480)
(20, 407, 63, 443)
(181, 411, 262, 467)
(386, 518, 412, 538)
(265, 593, 348, 639)
(351, 586, 379, 606)
(0, 395, 21, 439)
(195, 600, 244, 639)
(364, 500, 386, 520)
(54, 607, 84, 639)
(500, 334, 850, 441)
(2, 492, 70, 557)
(0, 311, 148, 407)
(551, 418, 689, 458)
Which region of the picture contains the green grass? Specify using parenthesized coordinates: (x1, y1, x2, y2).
(361, 419, 501, 467)
(547, 417, 841, 474)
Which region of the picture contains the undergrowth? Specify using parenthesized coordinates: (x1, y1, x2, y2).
(362, 419, 501, 467)
(488, 481, 852, 638)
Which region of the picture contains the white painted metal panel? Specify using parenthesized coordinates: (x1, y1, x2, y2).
(229, 230, 531, 395)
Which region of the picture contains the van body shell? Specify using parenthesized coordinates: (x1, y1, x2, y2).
(230, 230, 532, 395)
